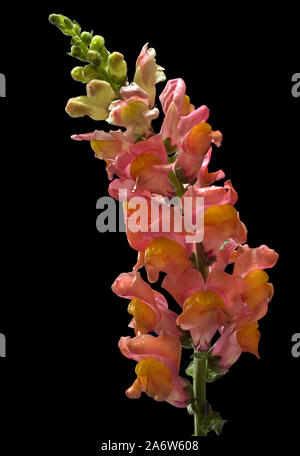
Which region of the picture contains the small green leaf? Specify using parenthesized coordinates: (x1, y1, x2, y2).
(194, 409, 227, 436)
(204, 410, 228, 435)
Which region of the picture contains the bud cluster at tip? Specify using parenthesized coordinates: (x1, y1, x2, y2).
(49, 13, 127, 92)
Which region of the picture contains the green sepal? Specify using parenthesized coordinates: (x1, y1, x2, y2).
(134, 133, 146, 143)
(184, 379, 200, 416)
(185, 360, 194, 377)
(187, 401, 200, 416)
(183, 378, 196, 413)
(167, 151, 179, 163)
(189, 252, 197, 269)
(207, 352, 223, 373)
(191, 351, 207, 360)
(168, 170, 186, 198)
(206, 351, 228, 382)
(187, 354, 228, 383)
(180, 333, 193, 349)
(163, 137, 177, 155)
(196, 243, 217, 268)
(174, 166, 191, 184)
(206, 369, 228, 383)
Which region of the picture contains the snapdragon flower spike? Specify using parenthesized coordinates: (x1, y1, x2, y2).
(163, 266, 247, 350)
(111, 271, 181, 337)
(119, 332, 188, 407)
(211, 245, 279, 370)
(107, 83, 159, 136)
(52, 19, 279, 433)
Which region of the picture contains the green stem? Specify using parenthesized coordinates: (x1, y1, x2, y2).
(193, 349, 207, 436)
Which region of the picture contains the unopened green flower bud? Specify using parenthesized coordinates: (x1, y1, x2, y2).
(49, 14, 62, 26)
(64, 17, 73, 29)
(108, 52, 127, 84)
(73, 23, 81, 35)
(71, 46, 82, 58)
(71, 66, 84, 82)
(71, 36, 81, 45)
(99, 47, 109, 63)
(49, 14, 75, 36)
(80, 31, 91, 43)
(90, 35, 105, 50)
(87, 50, 102, 66)
(82, 64, 99, 81)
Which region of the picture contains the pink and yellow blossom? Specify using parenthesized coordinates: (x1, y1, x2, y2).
(119, 332, 188, 407)
(112, 271, 181, 337)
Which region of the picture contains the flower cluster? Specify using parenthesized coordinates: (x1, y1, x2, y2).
(50, 14, 278, 436)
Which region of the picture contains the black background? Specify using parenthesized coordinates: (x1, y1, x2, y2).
(0, 3, 299, 454)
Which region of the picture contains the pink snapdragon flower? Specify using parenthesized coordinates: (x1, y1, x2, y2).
(134, 44, 166, 108)
(211, 245, 279, 370)
(160, 78, 222, 182)
(119, 332, 188, 407)
(195, 147, 225, 187)
(163, 266, 247, 350)
(112, 271, 181, 337)
(181, 179, 247, 257)
(107, 83, 159, 136)
(71, 129, 133, 179)
(122, 196, 196, 282)
(107, 133, 174, 198)
(175, 124, 222, 183)
(160, 78, 209, 145)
